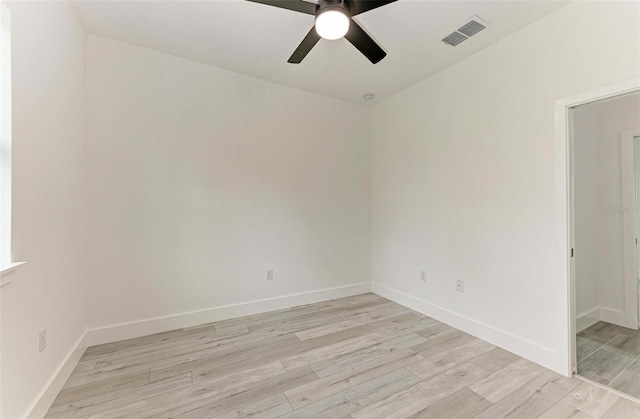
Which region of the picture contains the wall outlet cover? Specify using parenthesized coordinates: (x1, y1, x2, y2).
(420, 270, 427, 282)
(456, 280, 464, 292)
(266, 269, 274, 280)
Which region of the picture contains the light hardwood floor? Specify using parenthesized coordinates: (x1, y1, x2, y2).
(46, 294, 640, 418)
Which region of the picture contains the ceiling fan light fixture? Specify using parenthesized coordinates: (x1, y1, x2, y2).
(246, 0, 395, 64)
(315, 9, 350, 40)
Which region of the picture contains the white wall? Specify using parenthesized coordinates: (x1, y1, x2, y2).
(370, 0, 639, 374)
(85, 35, 371, 332)
(595, 95, 640, 315)
(574, 102, 600, 327)
(636, 137, 640, 280)
(0, 2, 87, 418)
(574, 93, 640, 330)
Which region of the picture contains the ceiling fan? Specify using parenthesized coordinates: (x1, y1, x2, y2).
(246, 0, 396, 64)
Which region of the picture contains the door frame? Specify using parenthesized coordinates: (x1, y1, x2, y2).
(621, 128, 640, 329)
(555, 78, 640, 376)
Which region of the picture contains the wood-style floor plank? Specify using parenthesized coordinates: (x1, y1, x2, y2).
(474, 372, 570, 419)
(175, 367, 318, 419)
(470, 346, 521, 373)
(467, 358, 546, 403)
(351, 362, 490, 419)
(537, 401, 595, 419)
(45, 293, 640, 419)
(602, 397, 640, 418)
(219, 393, 293, 419)
(405, 338, 495, 379)
(407, 387, 491, 419)
(309, 332, 426, 378)
(285, 348, 422, 409)
(279, 367, 420, 418)
(52, 370, 150, 407)
(46, 372, 193, 418)
(561, 381, 621, 418)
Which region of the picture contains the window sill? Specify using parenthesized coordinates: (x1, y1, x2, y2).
(0, 261, 25, 274)
(0, 261, 26, 288)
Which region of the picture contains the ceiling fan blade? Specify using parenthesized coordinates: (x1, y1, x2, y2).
(245, 0, 317, 15)
(344, 19, 386, 64)
(345, 0, 397, 16)
(288, 27, 321, 63)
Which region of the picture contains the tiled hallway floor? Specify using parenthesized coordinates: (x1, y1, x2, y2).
(578, 321, 640, 398)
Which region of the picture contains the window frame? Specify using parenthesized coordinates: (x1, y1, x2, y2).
(0, 1, 24, 280)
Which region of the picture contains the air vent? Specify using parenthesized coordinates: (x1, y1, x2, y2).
(458, 19, 486, 37)
(440, 15, 490, 47)
(442, 32, 468, 47)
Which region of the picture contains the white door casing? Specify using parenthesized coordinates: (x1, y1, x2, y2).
(555, 77, 640, 376)
(619, 128, 640, 329)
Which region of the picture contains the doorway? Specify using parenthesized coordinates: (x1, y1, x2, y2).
(572, 91, 640, 397)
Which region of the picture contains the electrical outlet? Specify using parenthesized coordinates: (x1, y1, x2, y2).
(456, 280, 464, 292)
(266, 269, 274, 280)
(39, 329, 47, 352)
(420, 270, 427, 282)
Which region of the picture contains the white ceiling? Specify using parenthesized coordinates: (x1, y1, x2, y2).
(73, 0, 570, 105)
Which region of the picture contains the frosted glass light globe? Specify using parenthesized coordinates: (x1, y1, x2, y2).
(315, 9, 349, 40)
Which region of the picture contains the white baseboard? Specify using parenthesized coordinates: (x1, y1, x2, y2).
(576, 308, 600, 333)
(86, 282, 371, 346)
(576, 306, 636, 333)
(26, 282, 371, 418)
(26, 331, 89, 419)
(371, 282, 565, 375)
(599, 306, 634, 329)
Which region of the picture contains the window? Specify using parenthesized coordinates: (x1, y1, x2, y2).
(0, 1, 17, 274)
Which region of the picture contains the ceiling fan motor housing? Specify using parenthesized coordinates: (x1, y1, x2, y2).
(317, 0, 350, 17)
